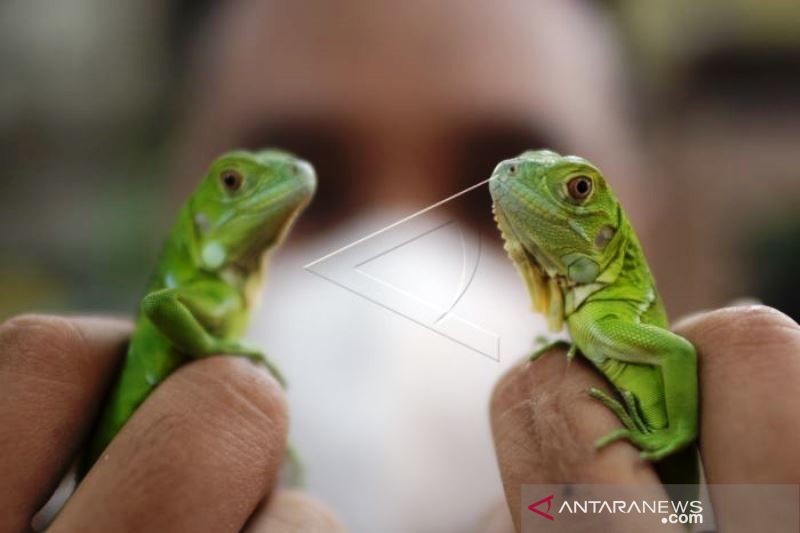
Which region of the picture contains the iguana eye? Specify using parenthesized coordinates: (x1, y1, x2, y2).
(220, 169, 243, 191)
(566, 175, 592, 202)
(508, 164, 518, 175)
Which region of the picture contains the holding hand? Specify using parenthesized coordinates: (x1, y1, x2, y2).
(0, 314, 344, 532)
(490, 305, 800, 531)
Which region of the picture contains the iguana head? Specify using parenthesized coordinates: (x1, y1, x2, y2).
(189, 149, 316, 271)
(489, 150, 624, 327)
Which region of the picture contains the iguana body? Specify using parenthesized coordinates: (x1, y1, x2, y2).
(83, 149, 315, 474)
(490, 150, 697, 475)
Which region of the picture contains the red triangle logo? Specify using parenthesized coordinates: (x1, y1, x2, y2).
(528, 494, 555, 520)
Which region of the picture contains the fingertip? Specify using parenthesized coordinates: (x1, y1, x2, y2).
(490, 347, 565, 419)
(0, 314, 130, 532)
(150, 354, 291, 483)
(246, 490, 346, 533)
(489, 348, 661, 530)
(675, 304, 799, 352)
(674, 305, 800, 483)
(181, 355, 289, 432)
(0, 314, 130, 378)
(55, 355, 290, 532)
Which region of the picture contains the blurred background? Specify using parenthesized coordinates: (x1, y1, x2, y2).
(2, 0, 799, 322)
(2, 0, 799, 531)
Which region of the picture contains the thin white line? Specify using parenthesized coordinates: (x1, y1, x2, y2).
(434, 231, 482, 324)
(352, 220, 455, 269)
(304, 178, 492, 268)
(353, 268, 444, 312)
(305, 268, 501, 360)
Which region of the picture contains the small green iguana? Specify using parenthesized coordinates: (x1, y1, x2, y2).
(82, 149, 316, 475)
(490, 150, 698, 482)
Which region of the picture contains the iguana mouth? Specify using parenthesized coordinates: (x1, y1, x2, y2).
(240, 181, 313, 216)
(236, 198, 309, 266)
(489, 175, 564, 225)
(491, 201, 561, 278)
(492, 199, 572, 331)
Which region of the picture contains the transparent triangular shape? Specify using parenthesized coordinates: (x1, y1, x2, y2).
(304, 181, 500, 360)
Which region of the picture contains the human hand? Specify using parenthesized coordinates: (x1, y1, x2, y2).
(0, 314, 345, 532)
(490, 306, 800, 531)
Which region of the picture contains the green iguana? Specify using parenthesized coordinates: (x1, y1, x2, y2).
(490, 150, 697, 483)
(82, 149, 315, 475)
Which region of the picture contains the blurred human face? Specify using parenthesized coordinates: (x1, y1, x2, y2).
(173, 0, 641, 230)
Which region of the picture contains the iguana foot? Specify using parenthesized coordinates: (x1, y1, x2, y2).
(592, 412, 694, 461)
(636, 422, 696, 461)
(620, 389, 649, 433)
(589, 387, 692, 461)
(217, 341, 287, 387)
(637, 436, 690, 462)
(587, 387, 646, 433)
(628, 429, 694, 461)
(530, 338, 575, 363)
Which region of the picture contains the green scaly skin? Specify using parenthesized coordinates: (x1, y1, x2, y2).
(82, 149, 316, 475)
(490, 150, 698, 480)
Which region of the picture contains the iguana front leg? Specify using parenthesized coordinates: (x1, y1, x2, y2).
(141, 282, 285, 385)
(581, 315, 698, 461)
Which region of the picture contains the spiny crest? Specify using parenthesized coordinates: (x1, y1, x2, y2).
(493, 198, 564, 331)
